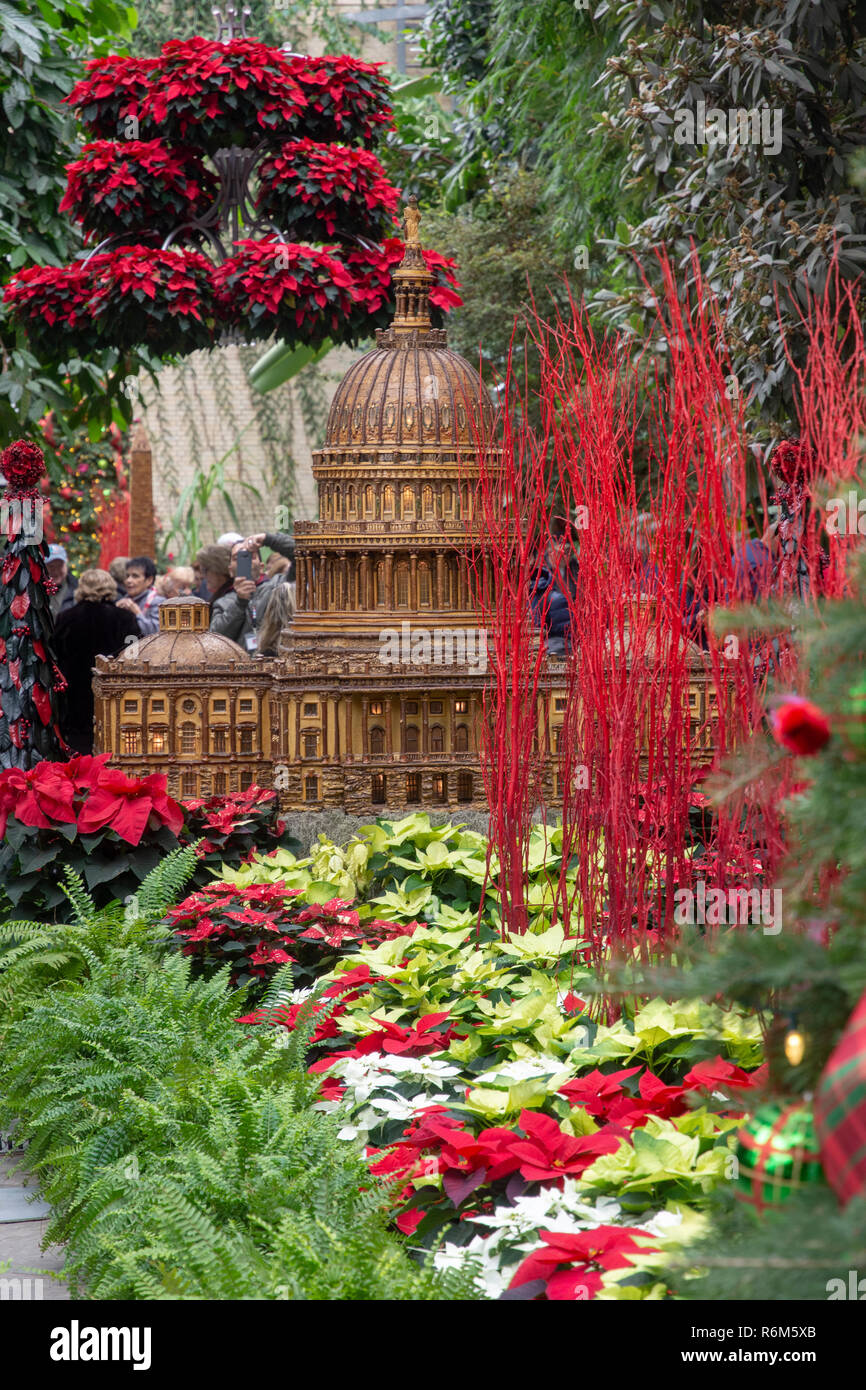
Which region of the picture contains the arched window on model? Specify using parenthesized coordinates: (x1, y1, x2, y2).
(375, 561, 385, 607)
(430, 724, 444, 753)
(369, 725, 386, 755)
(418, 562, 431, 608)
(422, 485, 434, 518)
(371, 773, 386, 804)
(454, 723, 469, 752)
(347, 484, 356, 517)
(405, 724, 420, 753)
(383, 484, 396, 519)
(365, 484, 375, 518)
(443, 484, 453, 517)
(334, 484, 341, 519)
(395, 561, 409, 607)
(402, 485, 415, 518)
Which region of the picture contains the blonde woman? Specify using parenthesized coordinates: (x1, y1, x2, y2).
(53, 568, 140, 753)
(256, 581, 295, 656)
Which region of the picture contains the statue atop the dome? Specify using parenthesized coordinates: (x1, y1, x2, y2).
(402, 194, 422, 247)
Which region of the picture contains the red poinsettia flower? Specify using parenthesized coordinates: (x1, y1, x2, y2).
(508, 1110, 622, 1184)
(296, 898, 360, 926)
(299, 921, 365, 947)
(429, 1121, 523, 1193)
(363, 917, 421, 940)
(248, 943, 293, 967)
(770, 696, 831, 755)
(365, 1012, 458, 1056)
(0, 761, 77, 837)
(508, 1227, 654, 1300)
(682, 1056, 760, 1092)
(321, 963, 377, 998)
(558, 1066, 642, 1119)
(77, 766, 183, 845)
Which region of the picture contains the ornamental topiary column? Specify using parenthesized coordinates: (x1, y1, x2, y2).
(0, 441, 69, 768)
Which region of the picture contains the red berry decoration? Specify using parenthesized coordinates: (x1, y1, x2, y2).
(0, 440, 46, 489)
(770, 696, 831, 756)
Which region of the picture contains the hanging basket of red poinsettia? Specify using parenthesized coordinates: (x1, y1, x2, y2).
(142, 37, 308, 152)
(4, 246, 214, 357)
(7, 36, 460, 365)
(59, 139, 217, 243)
(284, 55, 393, 147)
(212, 239, 361, 348)
(63, 53, 158, 138)
(257, 139, 399, 243)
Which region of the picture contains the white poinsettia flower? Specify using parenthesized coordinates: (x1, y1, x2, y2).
(554, 1188, 624, 1225)
(637, 1208, 684, 1238)
(479, 1055, 564, 1083)
(276, 986, 314, 1004)
(368, 1093, 421, 1121)
(383, 1055, 460, 1082)
(432, 1236, 516, 1299)
(337, 1105, 376, 1143)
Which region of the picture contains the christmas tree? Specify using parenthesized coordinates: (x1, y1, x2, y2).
(0, 441, 69, 769)
(626, 513, 866, 1298)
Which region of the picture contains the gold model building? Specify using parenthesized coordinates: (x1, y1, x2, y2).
(93, 235, 719, 812)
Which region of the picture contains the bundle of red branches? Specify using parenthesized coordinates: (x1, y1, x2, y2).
(465, 250, 865, 982)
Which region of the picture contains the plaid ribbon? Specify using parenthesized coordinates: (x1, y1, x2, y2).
(815, 990, 866, 1205)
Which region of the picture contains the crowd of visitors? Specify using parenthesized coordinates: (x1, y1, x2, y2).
(48, 529, 296, 753)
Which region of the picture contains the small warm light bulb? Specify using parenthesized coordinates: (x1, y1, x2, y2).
(784, 1029, 805, 1067)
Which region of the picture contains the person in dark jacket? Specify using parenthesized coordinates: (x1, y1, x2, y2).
(53, 568, 140, 754)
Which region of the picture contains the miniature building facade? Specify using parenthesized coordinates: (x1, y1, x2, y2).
(93, 237, 718, 811)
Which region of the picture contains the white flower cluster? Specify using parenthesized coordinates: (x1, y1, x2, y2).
(432, 1191, 685, 1299)
(313, 1051, 463, 1144)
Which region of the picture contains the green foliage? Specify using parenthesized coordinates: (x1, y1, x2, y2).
(419, 0, 635, 245)
(593, 0, 866, 429)
(128, 0, 369, 58)
(0, 941, 475, 1299)
(0, 846, 198, 1036)
(667, 1186, 866, 1300)
(423, 171, 579, 412)
(0, 0, 157, 441)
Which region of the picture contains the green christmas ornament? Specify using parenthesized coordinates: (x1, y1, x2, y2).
(734, 1101, 824, 1212)
(841, 676, 866, 753)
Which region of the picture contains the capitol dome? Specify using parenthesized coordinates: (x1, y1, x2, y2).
(321, 241, 493, 462)
(120, 596, 249, 665)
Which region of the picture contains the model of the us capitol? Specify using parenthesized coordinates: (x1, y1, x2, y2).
(93, 230, 717, 812)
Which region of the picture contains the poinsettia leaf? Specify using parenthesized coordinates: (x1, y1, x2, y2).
(15, 842, 62, 873)
(499, 1280, 546, 1301)
(83, 853, 131, 888)
(442, 1167, 487, 1206)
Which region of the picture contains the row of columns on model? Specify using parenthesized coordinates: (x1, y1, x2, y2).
(292, 696, 475, 762)
(296, 550, 492, 612)
(319, 480, 473, 523)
